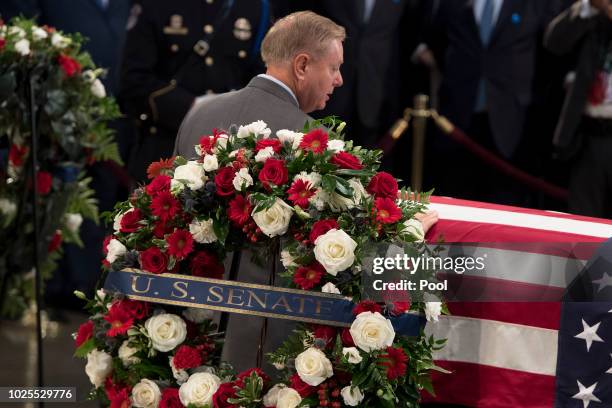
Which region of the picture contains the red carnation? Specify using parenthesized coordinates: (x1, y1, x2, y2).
(258, 158, 288, 190)
(104, 304, 134, 337)
(212, 382, 237, 408)
(290, 373, 316, 397)
(147, 157, 175, 179)
(75, 320, 93, 347)
(293, 262, 325, 290)
(166, 229, 194, 259)
(146, 174, 171, 196)
(341, 328, 355, 347)
(227, 194, 252, 227)
(58, 54, 81, 77)
(160, 387, 183, 408)
(309, 219, 339, 244)
(119, 209, 143, 233)
(367, 172, 399, 199)
(352, 300, 382, 316)
(173, 345, 203, 370)
(199, 135, 217, 155)
(119, 299, 149, 319)
(236, 368, 270, 387)
(374, 197, 402, 224)
(214, 167, 236, 197)
(378, 346, 408, 380)
(255, 138, 282, 153)
(190, 251, 224, 279)
(287, 179, 316, 209)
(299, 128, 328, 154)
(47, 230, 62, 252)
(312, 324, 337, 348)
(151, 191, 181, 222)
(8, 144, 28, 166)
(36, 171, 53, 195)
(140, 247, 168, 274)
(330, 151, 363, 170)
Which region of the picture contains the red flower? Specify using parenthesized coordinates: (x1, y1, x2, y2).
(236, 368, 270, 387)
(367, 172, 398, 199)
(106, 379, 131, 408)
(378, 347, 408, 380)
(173, 345, 203, 370)
(75, 320, 93, 347)
(290, 373, 316, 397)
(147, 157, 175, 179)
(309, 219, 339, 244)
(286, 179, 316, 209)
(119, 209, 143, 233)
(102, 235, 112, 254)
(0, 38, 5, 51)
(293, 262, 325, 290)
(119, 299, 149, 319)
(352, 300, 382, 316)
(151, 191, 181, 222)
(8, 144, 28, 166)
(341, 328, 355, 347)
(212, 382, 237, 408)
(47, 230, 62, 252)
(255, 138, 282, 153)
(214, 167, 236, 197)
(330, 151, 363, 170)
(312, 324, 337, 348)
(57, 54, 81, 77)
(166, 229, 194, 259)
(374, 197, 402, 224)
(387, 301, 410, 316)
(190, 251, 224, 279)
(104, 304, 134, 337)
(299, 128, 328, 153)
(227, 194, 252, 227)
(140, 247, 168, 274)
(199, 135, 217, 155)
(37, 171, 53, 195)
(153, 221, 172, 238)
(146, 175, 171, 196)
(258, 158, 288, 189)
(160, 387, 183, 408)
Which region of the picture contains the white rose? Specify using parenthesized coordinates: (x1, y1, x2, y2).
(314, 229, 357, 276)
(90, 78, 106, 98)
(321, 282, 341, 294)
(342, 347, 363, 364)
(232, 167, 253, 191)
(65, 213, 83, 233)
(425, 301, 442, 322)
(85, 349, 113, 388)
(402, 218, 425, 242)
(189, 218, 217, 244)
(106, 238, 126, 263)
(251, 198, 293, 237)
(280, 249, 296, 268)
(341, 384, 364, 406)
(276, 387, 302, 408)
(327, 139, 345, 153)
(237, 120, 271, 138)
(31, 26, 48, 41)
(131, 379, 161, 408)
(118, 340, 141, 366)
(179, 372, 220, 407)
(255, 146, 275, 162)
(144, 313, 187, 352)
(172, 161, 206, 191)
(169, 356, 189, 384)
(51, 32, 71, 48)
(14, 39, 30, 56)
(350, 311, 395, 352)
(182, 307, 214, 323)
(263, 383, 286, 407)
(295, 347, 333, 386)
(202, 154, 219, 171)
(8, 26, 26, 38)
(0, 198, 17, 217)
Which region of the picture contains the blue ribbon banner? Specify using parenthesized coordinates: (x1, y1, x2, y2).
(104, 269, 424, 336)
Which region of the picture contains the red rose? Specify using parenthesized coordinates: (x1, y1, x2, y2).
(8, 144, 27, 166)
(106, 381, 131, 408)
(212, 382, 237, 408)
(190, 251, 224, 279)
(58, 54, 81, 77)
(173, 345, 203, 370)
(140, 247, 168, 274)
(313, 324, 337, 348)
(146, 175, 171, 196)
(352, 300, 382, 316)
(330, 152, 363, 170)
(48, 230, 62, 252)
(75, 320, 93, 347)
(255, 138, 282, 153)
(258, 158, 288, 189)
(290, 373, 316, 397)
(309, 219, 339, 244)
(341, 328, 355, 347)
(215, 167, 236, 197)
(227, 194, 252, 227)
(120, 209, 143, 233)
(159, 388, 183, 408)
(367, 172, 398, 199)
(37, 171, 53, 195)
(119, 299, 149, 319)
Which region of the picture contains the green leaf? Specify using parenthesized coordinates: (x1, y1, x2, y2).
(74, 338, 96, 358)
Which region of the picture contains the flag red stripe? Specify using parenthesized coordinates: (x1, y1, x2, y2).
(446, 302, 561, 330)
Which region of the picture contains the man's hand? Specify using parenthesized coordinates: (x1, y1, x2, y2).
(590, 0, 612, 19)
(414, 210, 439, 235)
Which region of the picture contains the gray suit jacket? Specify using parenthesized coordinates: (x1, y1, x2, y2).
(174, 76, 311, 157)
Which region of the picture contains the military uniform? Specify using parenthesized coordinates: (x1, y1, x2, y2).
(119, 0, 270, 183)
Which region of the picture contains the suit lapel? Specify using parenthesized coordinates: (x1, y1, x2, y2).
(490, 0, 515, 45)
(463, 0, 480, 45)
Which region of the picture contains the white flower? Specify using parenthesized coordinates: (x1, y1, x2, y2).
(118, 340, 141, 367)
(295, 347, 333, 386)
(276, 387, 302, 408)
(326, 178, 368, 212)
(64, 213, 83, 233)
(113, 211, 124, 232)
(90, 78, 106, 98)
(31, 26, 48, 41)
(131, 379, 161, 408)
(294, 171, 321, 187)
(182, 307, 214, 323)
(341, 384, 364, 406)
(14, 39, 30, 56)
(402, 218, 425, 241)
(106, 239, 126, 264)
(251, 198, 293, 237)
(172, 161, 206, 191)
(216, 134, 228, 150)
(232, 167, 253, 191)
(0, 198, 17, 217)
(189, 218, 217, 244)
(237, 120, 271, 138)
(276, 129, 303, 148)
(348, 178, 369, 205)
(51, 32, 71, 48)
(321, 282, 341, 294)
(8, 26, 25, 38)
(228, 149, 240, 158)
(327, 139, 345, 152)
(350, 311, 396, 352)
(96, 289, 107, 301)
(202, 154, 219, 171)
(85, 349, 112, 388)
(425, 301, 442, 322)
(273, 361, 286, 370)
(144, 313, 187, 352)
(263, 384, 286, 407)
(170, 356, 189, 384)
(342, 347, 363, 364)
(280, 249, 296, 268)
(179, 372, 220, 407)
(255, 146, 275, 162)
(313, 229, 357, 276)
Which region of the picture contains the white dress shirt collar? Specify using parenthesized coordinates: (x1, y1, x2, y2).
(257, 74, 299, 105)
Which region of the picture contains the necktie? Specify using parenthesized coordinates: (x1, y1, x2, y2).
(475, 0, 495, 111)
(95, 0, 109, 10)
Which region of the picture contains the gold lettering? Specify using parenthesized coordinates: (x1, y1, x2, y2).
(131, 275, 153, 294)
(227, 288, 245, 306)
(315, 300, 333, 315)
(246, 290, 268, 309)
(171, 281, 189, 299)
(294, 296, 315, 314)
(206, 286, 224, 303)
(271, 295, 293, 313)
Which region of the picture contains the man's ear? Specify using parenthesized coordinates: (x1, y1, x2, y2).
(293, 53, 310, 80)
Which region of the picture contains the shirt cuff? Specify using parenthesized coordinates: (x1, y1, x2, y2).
(580, 0, 599, 18)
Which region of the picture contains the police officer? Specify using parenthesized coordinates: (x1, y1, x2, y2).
(120, 0, 270, 183)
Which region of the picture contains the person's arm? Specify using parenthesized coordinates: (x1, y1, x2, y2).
(544, 0, 600, 55)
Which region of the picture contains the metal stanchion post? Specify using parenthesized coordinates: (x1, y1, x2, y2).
(411, 94, 430, 192)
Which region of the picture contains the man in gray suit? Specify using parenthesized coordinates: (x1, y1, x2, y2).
(173, 11, 345, 373)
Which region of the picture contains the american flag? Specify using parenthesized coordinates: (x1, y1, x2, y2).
(422, 196, 612, 407)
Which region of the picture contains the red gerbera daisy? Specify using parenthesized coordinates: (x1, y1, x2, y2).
(166, 229, 194, 259)
(293, 262, 325, 290)
(299, 128, 328, 154)
(286, 179, 316, 209)
(147, 157, 175, 179)
(151, 191, 181, 222)
(227, 194, 252, 226)
(378, 346, 408, 380)
(373, 197, 402, 224)
(104, 304, 134, 337)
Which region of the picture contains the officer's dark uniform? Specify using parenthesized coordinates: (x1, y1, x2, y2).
(119, 0, 270, 183)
